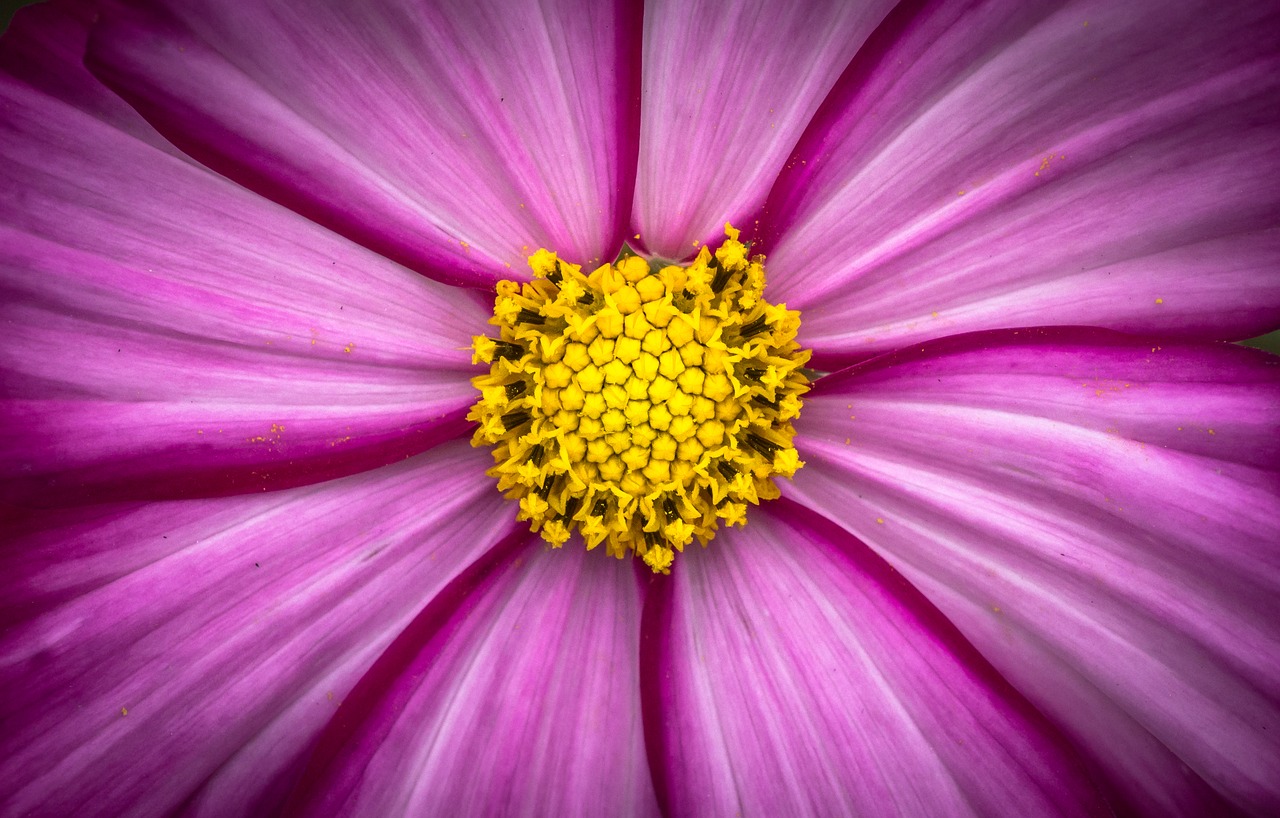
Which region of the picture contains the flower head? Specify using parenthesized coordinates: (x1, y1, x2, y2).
(469, 227, 810, 571)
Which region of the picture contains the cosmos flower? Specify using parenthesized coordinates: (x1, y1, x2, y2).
(2, 0, 1278, 815)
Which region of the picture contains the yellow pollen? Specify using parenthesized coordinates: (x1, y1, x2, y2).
(468, 225, 810, 572)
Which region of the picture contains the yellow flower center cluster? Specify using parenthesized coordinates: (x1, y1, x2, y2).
(469, 225, 810, 572)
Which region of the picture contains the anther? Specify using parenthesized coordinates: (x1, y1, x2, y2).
(709, 258, 731, 293)
(501, 411, 531, 431)
(505, 381, 527, 400)
(739, 315, 769, 338)
(751, 395, 779, 411)
(536, 474, 558, 499)
(494, 341, 524, 361)
(662, 498, 679, 522)
(717, 461, 737, 480)
(516, 309, 544, 325)
(548, 263, 563, 285)
(743, 367, 765, 382)
(561, 496, 582, 522)
(745, 432, 781, 456)
(527, 443, 545, 466)
(591, 497, 609, 517)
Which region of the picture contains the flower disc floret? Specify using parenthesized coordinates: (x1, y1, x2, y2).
(469, 225, 810, 572)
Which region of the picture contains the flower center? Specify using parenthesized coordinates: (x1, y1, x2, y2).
(468, 225, 810, 572)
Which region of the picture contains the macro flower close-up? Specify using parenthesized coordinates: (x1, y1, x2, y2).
(2, 0, 1278, 815)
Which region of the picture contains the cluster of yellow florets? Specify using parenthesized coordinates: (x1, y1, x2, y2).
(469, 225, 809, 572)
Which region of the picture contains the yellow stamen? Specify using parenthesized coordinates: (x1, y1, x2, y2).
(468, 225, 810, 572)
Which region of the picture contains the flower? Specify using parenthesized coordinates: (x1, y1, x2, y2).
(1, 0, 1277, 816)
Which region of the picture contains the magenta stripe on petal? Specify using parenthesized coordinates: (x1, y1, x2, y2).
(762, 0, 1280, 365)
(86, 0, 642, 286)
(641, 503, 1107, 817)
(787, 327, 1280, 816)
(0, 442, 518, 818)
(285, 541, 659, 818)
(0, 16, 488, 503)
(631, 0, 897, 259)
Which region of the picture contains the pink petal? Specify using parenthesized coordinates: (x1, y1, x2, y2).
(644, 503, 1107, 816)
(0, 441, 519, 818)
(285, 542, 659, 817)
(763, 0, 1280, 365)
(786, 328, 1280, 815)
(631, 0, 897, 258)
(86, 0, 642, 286)
(1, 12, 487, 504)
(0, 0, 172, 148)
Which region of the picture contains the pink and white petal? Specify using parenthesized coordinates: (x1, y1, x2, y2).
(0, 441, 519, 818)
(86, 0, 641, 287)
(762, 0, 1280, 365)
(0, 18, 488, 505)
(786, 328, 1280, 816)
(0, 0, 178, 149)
(631, 0, 897, 259)
(284, 542, 659, 818)
(643, 504, 1108, 817)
